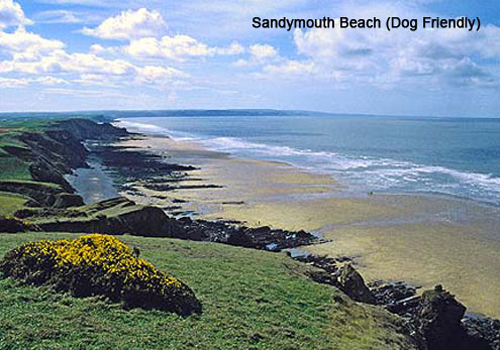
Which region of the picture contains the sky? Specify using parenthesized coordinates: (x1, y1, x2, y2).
(0, 0, 499, 117)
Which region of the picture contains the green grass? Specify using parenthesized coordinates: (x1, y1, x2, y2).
(0, 179, 61, 189)
(0, 117, 63, 182)
(0, 122, 38, 183)
(0, 158, 32, 181)
(0, 233, 415, 350)
(0, 118, 52, 132)
(0, 192, 28, 216)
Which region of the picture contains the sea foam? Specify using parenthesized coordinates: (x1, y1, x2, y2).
(115, 119, 500, 206)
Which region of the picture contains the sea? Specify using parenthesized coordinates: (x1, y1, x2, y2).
(115, 113, 500, 207)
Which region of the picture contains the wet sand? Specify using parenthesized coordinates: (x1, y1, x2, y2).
(116, 134, 500, 318)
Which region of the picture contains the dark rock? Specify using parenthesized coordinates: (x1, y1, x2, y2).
(0, 181, 61, 207)
(293, 254, 342, 274)
(338, 264, 375, 304)
(369, 283, 500, 350)
(172, 198, 187, 203)
(371, 281, 417, 307)
(463, 315, 500, 350)
(115, 206, 183, 237)
(53, 193, 85, 208)
(143, 183, 222, 191)
(387, 295, 422, 318)
(415, 285, 466, 350)
(306, 270, 341, 288)
(93, 145, 195, 184)
(226, 228, 255, 248)
(89, 197, 136, 210)
(0, 216, 41, 233)
(29, 160, 73, 192)
(37, 197, 184, 237)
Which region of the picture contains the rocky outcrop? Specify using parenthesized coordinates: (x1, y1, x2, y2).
(53, 193, 85, 208)
(291, 253, 500, 350)
(371, 281, 418, 306)
(20, 195, 318, 249)
(338, 264, 376, 304)
(37, 197, 182, 236)
(291, 254, 377, 303)
(415, 285, 466, 349)
(176, 218, 317, 250)
(415, 286, 466, 350)
(0, 181, 63, 207)
(93, 145, 195, 183)
(0, 216, 40, 233)
(114, 206, 182, 237)
(463, 315, 500, 350)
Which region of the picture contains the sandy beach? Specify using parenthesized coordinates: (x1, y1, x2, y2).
(115, 134, 500, 319)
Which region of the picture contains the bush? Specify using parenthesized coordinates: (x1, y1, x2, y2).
(0, 234, 202, 316)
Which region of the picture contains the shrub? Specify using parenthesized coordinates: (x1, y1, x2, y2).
(0, 234, 201, 316)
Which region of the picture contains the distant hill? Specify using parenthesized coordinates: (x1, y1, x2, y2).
(0, 109, 334, 122)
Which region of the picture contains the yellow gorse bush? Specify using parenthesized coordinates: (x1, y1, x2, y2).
(0, 234, 201, 315)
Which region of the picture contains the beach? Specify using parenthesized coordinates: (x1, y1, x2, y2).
(114, 132, 500, 319)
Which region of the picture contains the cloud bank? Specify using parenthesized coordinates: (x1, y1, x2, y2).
(0, 0, 498, 114)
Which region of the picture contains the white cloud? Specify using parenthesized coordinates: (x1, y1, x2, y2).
(0, 76, 25, 87)
(89, 44, 105, 54)
(124, 35, 244, 61)
(0, 75, 68, 87)
(81, 8, 167, 40)
(33, 10, 83, 24)
(0, 0, 32, 29)
(233, 58, 248, 68)
(0, 51, 135, 76)
(0, 49, 187, 87)
(233, 43, 278, 68)
(264, 60, 316, 76)
(125, 35, 210, 60)
(249, 44, 277, 60)
(136, 65, 187, 85)
(216, 41, 245, 55)
(0, 9, 187, 89)
(0, 27, 65, 60)
(259, 18, 500, 88)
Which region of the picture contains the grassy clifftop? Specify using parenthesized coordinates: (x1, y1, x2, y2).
(0, 232, 416, 350)
(0, 119, 49, 183)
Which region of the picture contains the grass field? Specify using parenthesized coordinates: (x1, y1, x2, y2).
(0, 233, 415, 350)
(0, 119, 63, 216)
(0, 192, 29, 216)
(0, 132, 32, 182)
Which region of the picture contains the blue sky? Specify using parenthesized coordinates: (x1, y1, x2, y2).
(0, 0, 499, 116)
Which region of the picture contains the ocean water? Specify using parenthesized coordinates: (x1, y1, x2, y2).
(116, 114, 500, 206)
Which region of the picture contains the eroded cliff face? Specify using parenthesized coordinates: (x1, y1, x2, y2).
(0, 119, 129, 208)
(0, 119, 184, 237)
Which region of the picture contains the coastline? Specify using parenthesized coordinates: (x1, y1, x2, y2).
(2, 117, 498, 349)
(111, 129, 500, 319)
